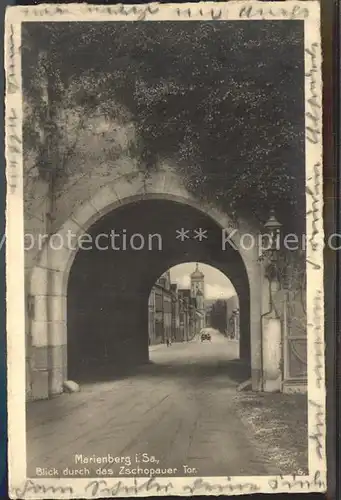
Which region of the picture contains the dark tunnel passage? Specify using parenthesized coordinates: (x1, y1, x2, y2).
(67, 199, 251, 381)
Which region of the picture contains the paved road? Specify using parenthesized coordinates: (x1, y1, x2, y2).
(27, 331, 269, 478)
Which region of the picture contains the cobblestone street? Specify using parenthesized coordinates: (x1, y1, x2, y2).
(26, 332, 301, 478)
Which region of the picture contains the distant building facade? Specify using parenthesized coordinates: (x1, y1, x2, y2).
(148, 270, 172, 345)
(206, 295, 240, 339)
(148, 264, 206, 345)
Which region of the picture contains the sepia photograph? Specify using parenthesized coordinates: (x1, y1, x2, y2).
(5, 2, 325, 497)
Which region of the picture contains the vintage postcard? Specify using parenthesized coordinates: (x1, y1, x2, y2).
(5, 1, 326, 497)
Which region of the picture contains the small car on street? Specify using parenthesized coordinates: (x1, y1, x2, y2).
(201, 332, 211, 342)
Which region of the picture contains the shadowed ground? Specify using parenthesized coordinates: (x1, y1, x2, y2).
(26, 331, 307, 478)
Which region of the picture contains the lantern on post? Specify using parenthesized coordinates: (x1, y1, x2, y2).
(264, 209, 282, 251)
(263, 210, 282, 282)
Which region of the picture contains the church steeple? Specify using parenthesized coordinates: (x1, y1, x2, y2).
(190, 263, 205, 300)
(190, 263, 205, 330)
(191, 263, 204, 280)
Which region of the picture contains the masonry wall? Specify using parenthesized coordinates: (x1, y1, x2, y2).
(24, 143, 51, 400)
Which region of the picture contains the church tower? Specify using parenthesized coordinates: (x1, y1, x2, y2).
(190, 263, 204, 298)
(190, 263, 205, 329)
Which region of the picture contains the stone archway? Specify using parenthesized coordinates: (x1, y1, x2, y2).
(67, 202, 251, 381)
(28, 170, 262, 399)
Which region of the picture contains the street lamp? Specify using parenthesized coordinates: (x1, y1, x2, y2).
(263, 209, 282, 282)
(264, 209, 282, 249)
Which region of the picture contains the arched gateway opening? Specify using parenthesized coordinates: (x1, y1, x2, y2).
(67, 198, 251, 381)
(148, 263, 240, 347)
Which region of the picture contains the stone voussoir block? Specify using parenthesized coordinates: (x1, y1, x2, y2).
(89, 185, 119, 214)
(144, 171, 167, 194)
(71, 199, 99, 228)
(56, 219, 85, 249)
(38, 244, 73, 273)
(202, 203, 231, 229)
(163, 173, 194, 202)
(112, 172, 145, 201)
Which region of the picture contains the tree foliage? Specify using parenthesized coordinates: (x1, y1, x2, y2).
(22, 21, 305, 233)
(209, 300, 229, 334)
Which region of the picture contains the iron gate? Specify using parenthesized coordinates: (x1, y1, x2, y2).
(282, 285, 307, 383)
